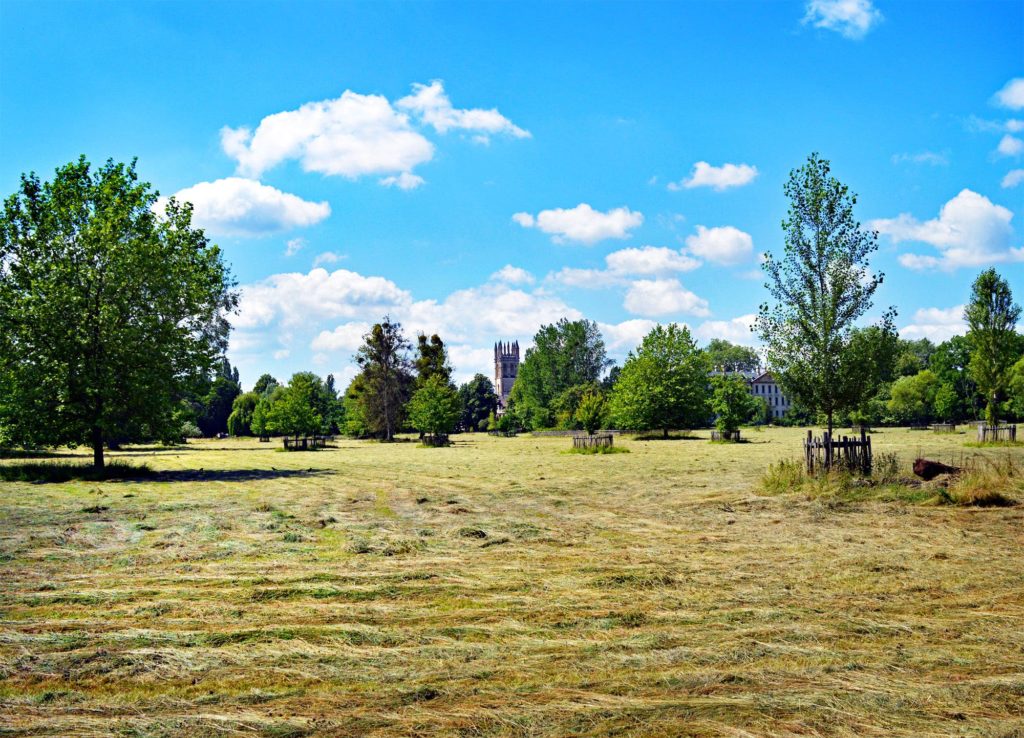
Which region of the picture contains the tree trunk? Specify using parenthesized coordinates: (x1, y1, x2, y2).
(663, 427, 668, 439)
(827, 410, 834, 438)
(91, 426, 105, 469)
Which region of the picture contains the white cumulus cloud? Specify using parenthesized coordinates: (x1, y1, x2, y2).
(512, 203, 643, 245)
(221, 90, 435, 181)
(310, 322, 371, 354)
(550, 245, 701, 289)
(803, 0, 883, 39)
(490, 265, 535, 285)
(993, 78, 1024, 110)
(668, 161, 758, 191)
(598, 319, 659, 353)
(623, 279, 710, 317)
(900, 306, 967, 342)
(692, 314, 759, 344)
(158, 177, 330, 237)
(870, 189, 1023, 270)
(684, 225, 754, 265)
(396, 80, 530, 141)
(285, 238, 305, 257)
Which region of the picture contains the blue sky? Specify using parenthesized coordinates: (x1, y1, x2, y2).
(2, 0, 1022, 389)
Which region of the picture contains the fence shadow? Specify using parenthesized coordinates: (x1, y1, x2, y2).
(155, 468, 335, 483)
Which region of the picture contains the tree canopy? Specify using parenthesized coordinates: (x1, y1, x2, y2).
(508, 318, 610, 429)
(352, 317, 413, 440)
(407, 374, 461, 444)
(608, 323, 709, 437)
(457, 374, 498, 431)
(755, 153, 896, 435)
(0, 157, 236, 466)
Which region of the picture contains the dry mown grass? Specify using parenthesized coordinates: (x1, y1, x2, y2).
(1, 427, 1022, 736)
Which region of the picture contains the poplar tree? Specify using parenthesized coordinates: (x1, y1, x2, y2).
(965, 269, 1021, 426)
(755, 153, 896, 436)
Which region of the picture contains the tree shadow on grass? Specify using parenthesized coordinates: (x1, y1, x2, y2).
(630, 433, 703, 441)
(0, 462, 334, 485)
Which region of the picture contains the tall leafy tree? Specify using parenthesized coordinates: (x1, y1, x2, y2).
(965, 269, 1022, 426)
(509, 318, 610, 429)
(931, 335, 980, 421)
(457, 374, 499, 431)
(407, 374, 461, 444)
(268, 373, 324, 439)
(754, 153, 896, 436)
(887, 370, 941, 425)
(608, 323, 710, 437)
(711, 375, 756, 434)
(353, 317, 413, 441)
(0, 158, 236, 467)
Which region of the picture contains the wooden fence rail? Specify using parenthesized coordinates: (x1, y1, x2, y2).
(977, 424, 1017, 443)
(282, 435, 328, 451)
(573, 434, 614, 449)
(804, 429, 872, 475)
(931, 423, 956, 433)
(710, 430, 741, 442)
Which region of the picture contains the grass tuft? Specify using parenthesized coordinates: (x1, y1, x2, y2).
(566, 445, 630, 455)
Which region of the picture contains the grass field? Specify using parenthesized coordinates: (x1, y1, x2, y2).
(1, 427, 1022, 737)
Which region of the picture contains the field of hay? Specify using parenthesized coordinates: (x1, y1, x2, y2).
(1, 427, 1022, 737)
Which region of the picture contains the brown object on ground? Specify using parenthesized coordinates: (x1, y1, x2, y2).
(913, 458, 961, 481)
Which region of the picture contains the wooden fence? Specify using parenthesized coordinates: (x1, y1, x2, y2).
(282, 435, 328, 451)
(710, 430, 741, 442)
(572, 434, 614, 449)
(977, 424, 1017, 443)
(804, 429, 872, 475)
(931, 423, 956, 433)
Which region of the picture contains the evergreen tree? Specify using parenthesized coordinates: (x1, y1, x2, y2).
(353, 317, 413, 441)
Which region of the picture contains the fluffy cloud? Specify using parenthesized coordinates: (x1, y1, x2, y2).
(397, 80, 530, 141)
(221, 90, 435, 181)
(803, 0, 882, 39)
(605, 246, 701, 275)
(312, 251, 344, 267)
(870, 189, 1023, 270)
(899, 306, 967, 342)
(490, 265, 535, 285)
(310, 322, 371, 353)
(692, 314, 758, 344)
(513, 204, 643, 244)
(550, 245, 701, 289)
(669, 161, 758, 191)
(1002, 169, 1024, 188)
(623, 279, 710, 317)
(684, 225, 754, 265)
(158, 178, 330, 237)
(235, 268, 412, 329)
(997, 135, 1024, 157)
(993, 78, 1024, 110)
(285, 238, 305, 257)
(598, 319, 658, 353)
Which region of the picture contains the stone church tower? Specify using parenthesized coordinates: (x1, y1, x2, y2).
(494, 341, 520, 411)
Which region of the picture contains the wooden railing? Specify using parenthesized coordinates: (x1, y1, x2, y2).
(977, 424, 1017, 443)
(282, 435, 327, 451)
(572, 434, 614, 449)
(804, 429, 872, 475)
